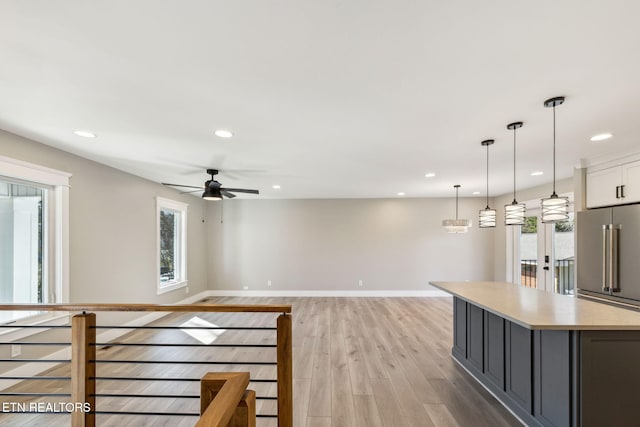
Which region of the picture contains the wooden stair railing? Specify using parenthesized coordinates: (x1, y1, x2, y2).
(0, 303, 293, 427)
(197, 372, 255, 427)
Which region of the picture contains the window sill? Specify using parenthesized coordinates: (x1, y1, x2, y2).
(157, 280, 188, 295)
(0, 312, 70, 342)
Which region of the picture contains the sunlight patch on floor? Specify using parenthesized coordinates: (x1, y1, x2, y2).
(180, 316, 226, 344)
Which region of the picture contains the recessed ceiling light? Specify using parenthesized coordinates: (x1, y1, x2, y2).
(531, 171, 544, 176)
(472, 191, 481, 195)
(590, 133, 613, 142)
(397, 192, 405, 196)
(424, 172, 436, 178)
(74, 130, 96, 138)
(272, 185, 281, 189)
(214, 129, 233, 138)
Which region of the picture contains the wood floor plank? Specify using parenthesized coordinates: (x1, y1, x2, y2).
(352, 395, 383, 427)
(306, 416, 331, 427)
(424, 403, 460, 427)
(0, 296, 519, 427)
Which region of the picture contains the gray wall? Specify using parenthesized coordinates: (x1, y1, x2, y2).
(207, 197, 496, 291)
(492, 177, 574, 281)
(0, 129, 208, 304)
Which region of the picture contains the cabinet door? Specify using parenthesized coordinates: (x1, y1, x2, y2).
(586, 167, 622, 208)
(453, 298, 467, 359)
(467, 304, 484, 372)
(621, 160, 640, 204)
(505, 322, 533, 413)
(534, 330, 571, 427)
(484, 311, 505, 389)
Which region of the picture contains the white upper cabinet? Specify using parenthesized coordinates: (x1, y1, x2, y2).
(587, 160, 640, 208)
(622, 161, 640, 203)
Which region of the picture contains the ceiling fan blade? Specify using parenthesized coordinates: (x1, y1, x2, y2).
(179, 189, 203, 194)
(162, 183, 204, 189)
(221, 190, 236, 199)
(221, 187, 259, 194)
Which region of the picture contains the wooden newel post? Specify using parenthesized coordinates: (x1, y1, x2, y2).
(71, 313, 96, 427)
(277, 314, 293, 427)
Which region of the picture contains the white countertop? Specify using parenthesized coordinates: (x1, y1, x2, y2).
(430, 281, 640, 330)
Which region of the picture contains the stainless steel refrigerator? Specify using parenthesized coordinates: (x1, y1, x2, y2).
(577, 204, 640, 304)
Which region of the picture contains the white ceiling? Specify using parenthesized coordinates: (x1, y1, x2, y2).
(1, 1, 639, 199)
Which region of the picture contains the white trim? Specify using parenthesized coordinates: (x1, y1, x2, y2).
(0, 155, 71, 187)
(0, 291, 209, 391)
(0, 155, 71, 306)
(205, 289, 450, 297)
(580, 149, 640, 171)
(157, 280, 189, 295)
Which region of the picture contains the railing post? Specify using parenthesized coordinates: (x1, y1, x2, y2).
(277, 314, 292, 427)
(71, 313, 96, 427)
(230, 390, 256, 427)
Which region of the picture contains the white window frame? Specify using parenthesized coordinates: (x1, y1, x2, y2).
(0, 155, 71, 331)
(156, 197, 188, 294)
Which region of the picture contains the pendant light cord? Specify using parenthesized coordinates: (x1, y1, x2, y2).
(552, 104, 557, 196)
(512, 127, 517, 204)
(455, 186, 459, 220)
(486, 143, 490, 209)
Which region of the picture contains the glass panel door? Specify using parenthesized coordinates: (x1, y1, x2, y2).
(553, 213, 575, 295)
(513, 196, 574, 293)
(520, 216, 538, 288)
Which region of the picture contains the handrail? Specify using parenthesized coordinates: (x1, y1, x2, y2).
(0, 303, 293, 427)
(196, 372, 252, 427)
(0, 303, 291, 313)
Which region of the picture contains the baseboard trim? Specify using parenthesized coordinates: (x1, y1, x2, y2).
(205, 289, 450, 297)
(0, 290, 211, 391)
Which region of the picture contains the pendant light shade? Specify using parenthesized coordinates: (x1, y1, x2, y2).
(541, 96, 569, 223)
(479, 139, 496, 228)
(443, 185, 472, 233)
(505, 122, 526, 226)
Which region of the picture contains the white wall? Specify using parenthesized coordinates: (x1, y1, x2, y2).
(207, 197, 496, 292)
(0, 129, 209, 304)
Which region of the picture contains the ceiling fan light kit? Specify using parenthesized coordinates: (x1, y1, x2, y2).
(162, 169, 259, 201)
(479, 139, 496, 228)
(541, 96, 569, 223)
(504, 121, 526, 226)
(443, 185, 472, 233)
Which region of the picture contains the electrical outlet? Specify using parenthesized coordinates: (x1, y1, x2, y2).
(358, 279, 364, 287)
(11, 345, 21, 358)
(267, 280, 272, 288)
(243, 286, 249, 290)
(185, 286, 189, 294)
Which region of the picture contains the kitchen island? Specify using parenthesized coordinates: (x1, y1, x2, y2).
(430, 281, 640, 427)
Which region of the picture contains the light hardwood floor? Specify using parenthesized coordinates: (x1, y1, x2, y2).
(0, 297, 519, 426)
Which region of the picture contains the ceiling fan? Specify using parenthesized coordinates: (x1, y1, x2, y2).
(162, 169, 259, 200)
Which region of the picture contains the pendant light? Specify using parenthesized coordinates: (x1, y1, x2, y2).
(479, 139, 496, 228)
(541, 96, 569, 222)
(443, 185, 472, 233)
(504, 122, 526, 225)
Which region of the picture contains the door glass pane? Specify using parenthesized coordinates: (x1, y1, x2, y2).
(0, 180, 46, 321)
(520, 216, 538, 288)
(554, 213, 575, 295)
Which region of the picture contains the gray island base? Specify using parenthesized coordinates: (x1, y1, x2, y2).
(430, 281, 640, 427)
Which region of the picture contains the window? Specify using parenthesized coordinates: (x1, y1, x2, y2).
(0, 155, 70, 323)
(157, 197, 188, 294)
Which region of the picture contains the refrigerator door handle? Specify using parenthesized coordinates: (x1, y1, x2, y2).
(602, 224, 610, 292)
(612, 225, 620, 292)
